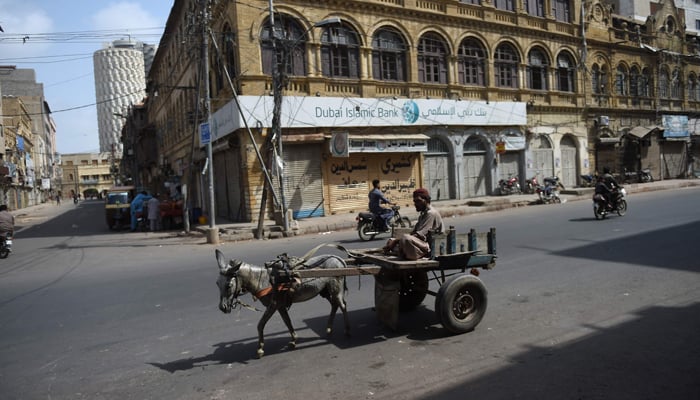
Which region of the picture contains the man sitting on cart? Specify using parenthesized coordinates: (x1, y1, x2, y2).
(383, 188, 443, 260)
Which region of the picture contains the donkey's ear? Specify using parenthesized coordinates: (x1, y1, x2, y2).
(215, 249, 228, 273)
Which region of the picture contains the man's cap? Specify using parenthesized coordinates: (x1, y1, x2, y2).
(413, 188, 430, 200)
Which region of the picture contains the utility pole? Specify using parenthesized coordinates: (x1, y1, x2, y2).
(269, 0, 290, 234)
(201, 0, 218, 244)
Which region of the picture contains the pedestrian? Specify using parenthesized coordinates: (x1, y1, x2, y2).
(55, 194, 61, 205)
(0, 204, 14, 237)
(147, 194, 161, 232)
(130, 191, 152, 231)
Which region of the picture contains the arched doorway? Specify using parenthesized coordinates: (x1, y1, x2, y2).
(527, 135, 554, 180)
(423, 137, 452, 201)
(560, 135, 577, 188)
(462, 135, 488, 197)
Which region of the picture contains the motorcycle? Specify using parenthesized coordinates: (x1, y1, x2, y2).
(357, 205, 412, 241)
(593, 187, 627, 220)
(0, 231, 13, 259)
(639, 167, 654, 183)
(524, 176, 540, 194)
(498, 175, 521, 195)
(622, 167, 654, 183)
(535, 176, 564, 204)
(580, 174, 596, 187)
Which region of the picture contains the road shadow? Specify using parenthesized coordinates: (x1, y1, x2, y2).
(415, 302, 700, 400)
(148, 305, 449, 370)
(553, 220, 700, 273)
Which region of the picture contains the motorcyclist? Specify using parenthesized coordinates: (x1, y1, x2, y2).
(601, 167, 621, 208)
(0, 204, 14, 239)
(368, 179, 394, 232)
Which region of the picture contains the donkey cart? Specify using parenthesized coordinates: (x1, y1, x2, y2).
(295, 226, 497, 333)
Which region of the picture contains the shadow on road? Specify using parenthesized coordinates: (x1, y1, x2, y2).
(416, 302, 700, 400)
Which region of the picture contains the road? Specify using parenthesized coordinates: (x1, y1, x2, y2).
(0, 188, 699, 400)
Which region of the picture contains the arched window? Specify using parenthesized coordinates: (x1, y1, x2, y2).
(670, 68, 681, 99)
(688, 74, 697, 101)
(495, 43, 519, 88)
(427, 137, 450, 153)
(630, 67, 642, 100)
(417, 33, 448, 84)
(527, 47, 549, 90)
(641, 67, 652, 97)
(222, 24, 237, 81)
(371, 28, 407, 81)
(659, 68, 669, 98)
(457, 38, 486, 86)
(463, 135, 486, 152)
(615, 65, 628, 96)
(555, 51, 575, 92)
(260, 16, 307, 76)
(321, 24, 360, 78)
(525, 0, 545, 17)
(591, 64, 607, 94)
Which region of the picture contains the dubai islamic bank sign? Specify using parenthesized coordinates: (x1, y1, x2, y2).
(209, 96, 527, 143)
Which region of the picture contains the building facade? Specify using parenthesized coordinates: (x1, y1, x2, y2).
(58, 153, 121, 201)
(93, 40, 150, 155)
(137, 0, 700, 225)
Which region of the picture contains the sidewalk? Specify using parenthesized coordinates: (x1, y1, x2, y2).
(10, 178, 700, 243)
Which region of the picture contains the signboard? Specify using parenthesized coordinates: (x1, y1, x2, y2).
(330, 132, 349, 157)
(662, 115, 689, 138)
(496, 141, 506, 154)
(199, 122, 211, 146)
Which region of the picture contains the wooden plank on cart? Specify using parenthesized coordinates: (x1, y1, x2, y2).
(350, 248, 440, 269)
(296, 265, 381, 278)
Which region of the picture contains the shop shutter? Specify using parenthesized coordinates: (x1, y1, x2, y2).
(282, 144, 325, 218)
(463, 154, 487, 197)
(560, 136, 577, 188)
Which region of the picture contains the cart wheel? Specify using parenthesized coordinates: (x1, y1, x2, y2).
(398, 271, 428, 311)
(435, 274, 487, 334)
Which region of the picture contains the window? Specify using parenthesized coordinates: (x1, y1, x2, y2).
(591, 64, 607, 94)
(457, 38, 486, 86)
(527, 47, 549, 90)
(494, 43, 519, 88)
(659, 68, 669, 98)
(640, 67, 652, 97)
(696, 20, 700, 31)
(630, 66, 640, 103)
(371, 28, 407, 81)
(525, 0, 545, 17)
(614, 65, 628, 96)
(555, 51, 575, 92)
(494, 0, 515, 11)
(671, 68, 681, 99)
(417, 33, 448, 84)
(553, 0, 571, 22)
(222, 24, 237, 80)
(261, 16, 307, 76)
(689, 75, 697, 101)
(459, 0, 481, 4)
(321, 24, 360, 78)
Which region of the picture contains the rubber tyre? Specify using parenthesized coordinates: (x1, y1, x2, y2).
(553, 196, 562, 204)
(358, 221, 376, 241)
(435, 274, 487, 334)
(0, 247, 8, 259)
(593, 203, 605, 220)
(616, 199, 628, 216)
(398, 271, 429, 311)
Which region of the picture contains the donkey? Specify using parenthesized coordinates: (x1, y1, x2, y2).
(215, 249, 350, 358)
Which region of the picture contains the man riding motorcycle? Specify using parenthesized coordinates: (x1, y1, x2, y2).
(0, 204, 14, 248)
(597, 167, 621, 209)
(368, 179, 395, 232)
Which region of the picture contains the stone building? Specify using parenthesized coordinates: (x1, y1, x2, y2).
(58, 153, 121, 201)
(137, 0, 700, 225)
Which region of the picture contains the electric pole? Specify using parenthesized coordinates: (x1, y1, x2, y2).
(201, 0, 218, 244)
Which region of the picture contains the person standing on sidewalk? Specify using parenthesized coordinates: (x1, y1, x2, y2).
(147, 194, 161, 232)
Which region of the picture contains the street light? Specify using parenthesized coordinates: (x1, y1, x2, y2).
(269, 7, 341, 232)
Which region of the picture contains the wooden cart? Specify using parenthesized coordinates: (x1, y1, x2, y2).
(295, 226, 497, 333)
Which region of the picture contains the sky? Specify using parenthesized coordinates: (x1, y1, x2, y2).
(0, 0, 173, 154)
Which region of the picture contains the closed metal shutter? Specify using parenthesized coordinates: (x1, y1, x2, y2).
(498, 152, 520, 182)
(661, 141, 686, 178)
(282, 144, 325, 218)
(560, 136, 577, 188)
(213, 148, 244, 221)
(462, 136, 487, 197)
(424, 137, 452, 201)
(214, 152, 228, 219)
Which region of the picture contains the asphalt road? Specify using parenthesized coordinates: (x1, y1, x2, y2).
(0, 187, 698, 400)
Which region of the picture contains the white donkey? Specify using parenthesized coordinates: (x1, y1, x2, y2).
(215, 249, 350, 358)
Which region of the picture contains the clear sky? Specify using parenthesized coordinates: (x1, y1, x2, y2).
(0, 0, 173, 154)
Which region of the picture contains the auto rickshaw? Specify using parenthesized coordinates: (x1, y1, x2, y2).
(105, 186, 134, 230)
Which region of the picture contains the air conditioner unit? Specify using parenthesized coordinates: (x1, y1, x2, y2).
(598, 116, 609, 126)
